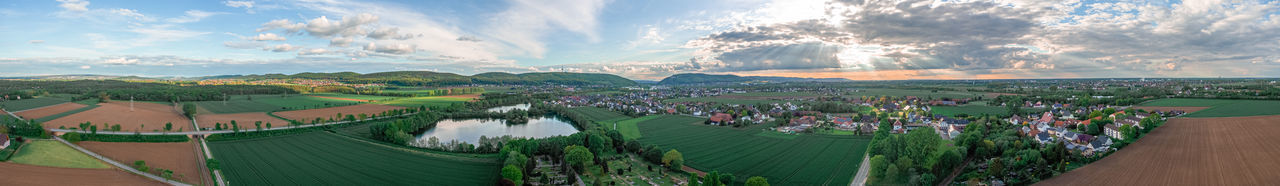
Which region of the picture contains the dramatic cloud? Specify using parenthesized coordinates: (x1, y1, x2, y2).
(249, 33, 286, 41)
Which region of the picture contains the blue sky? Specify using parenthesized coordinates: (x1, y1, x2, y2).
(3, 0, 1279, 80)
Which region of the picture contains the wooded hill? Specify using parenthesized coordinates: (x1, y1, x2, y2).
(232, 71, 637, 86)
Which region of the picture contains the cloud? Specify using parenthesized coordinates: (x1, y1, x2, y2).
(80, 65, 91, 69)
(166, 10, 225, 23)
(29, 40, 44, 44)
(224, 1, 253, 8)
(263, 44, 302, 52)
(56, 0, 89, 12)
(456, 36, 482, 42)
(363, 42, 415, 55)
(103, 57, 139, 65)
(303, 14, 378, 37)
(298, 48, 340, 55)
(482, 0, 609, 58)
(329, 37, 353, 47)
(110, 8, 152, 22)
(367, 27, 414, 40)
(223, 41, 263, 49)
(249, 33, 286, 41)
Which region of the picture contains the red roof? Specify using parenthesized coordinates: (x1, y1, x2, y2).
(710, 113, 733, 123)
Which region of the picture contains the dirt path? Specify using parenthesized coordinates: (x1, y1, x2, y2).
(850, 155, 870, 186)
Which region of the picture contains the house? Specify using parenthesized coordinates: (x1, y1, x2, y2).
(710, 113, 734, 125)
(0, 133, 9, 149)
(1036, 132, 1054, 144)
(1105, 124, 1123, 140)
(832, 117, 854, 127)
(1089, 138, 1113, 152)
(790, 116, 817, 127)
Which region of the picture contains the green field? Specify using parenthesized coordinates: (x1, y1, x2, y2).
(0, 97, 70, 111)
(931, 104, 1008, 117)
(195, 95, 362, 113)
(567, 107, 631, 124)
(10, 140, 110, 169)
(609, 115, 660, 140)
(379, 96, 472, 108)
(33, 104, 101, 122)
(636, 115, 871, 185)
(845, 88, 984, 99)
(209, 132, 500, 185)
(308, 93, 400, 102)
(1139, 98, 1280, 117)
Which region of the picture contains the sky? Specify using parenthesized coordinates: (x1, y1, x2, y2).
(2, 0, 1279, 80)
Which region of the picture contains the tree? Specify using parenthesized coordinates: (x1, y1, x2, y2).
(133, 160, 150, 172)
(255, 121, 263, 131)
(160, 169, 174, 180)
(662, 149, 684, 170)
(89, 125, 98, 135)
(884, 163, 901, 184)
(206, 159, 220, 170)
(164, 122, 173, 132)
(869, 155, 888, 183)
(905, 127, 941, 161)
(988, 158, 1004, 178)
(182, 103, 197, 118)
(502, 165, 524, 186)
(265, 122, 272, 129)
(564, 145, 594, 171)
(745, 176, 769, 186)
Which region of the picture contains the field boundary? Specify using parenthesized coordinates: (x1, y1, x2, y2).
(33, 104, 100, 122)
(51, 136, 191, 186)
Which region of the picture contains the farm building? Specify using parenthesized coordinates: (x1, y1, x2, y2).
(0, 133, 8, 149)
(709, 113, 733, 125)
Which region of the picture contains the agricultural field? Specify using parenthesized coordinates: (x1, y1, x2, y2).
(31, 104, 100, 122)
(1041, 115, 1280, 185)
(193, 99, 280, 114)
(844, 88, 984, 99)
(665, 97, 809, 105)
(13, 102, 86, 119)
(1138, 98, 1280, 117)
(9, 140, 109, 169)
(196, 112, 290, 129)
(308, 93, 400, 102)
(209, 132, 500, 185)
(45, 102, 191, 132)
(0, 97, 70, 111)
(273, 104, 405, 124)
(0, 162, 164, 186)
(569, 107, 632, 123)
(609, 115, 660, 140)
(78, 141, 212, 185)
(930, 104, 1008, 117)
(636, 115, 871, 185)
(380, 96, 473, 108)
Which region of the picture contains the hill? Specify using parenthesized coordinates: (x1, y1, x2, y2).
(657, 73, 850, 85)
(232, 71, 637, 86)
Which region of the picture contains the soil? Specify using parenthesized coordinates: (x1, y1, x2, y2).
(1129, 106, 1210, 114)
(76, 141, 211, 185)
(197, 112, 290, 129)
(14, 102, 87, 119)
(0, 162, 165, 186)
(45, 102, 192, 132)
(273, 104, 406, 124)
(1038, 115, 1280, 185)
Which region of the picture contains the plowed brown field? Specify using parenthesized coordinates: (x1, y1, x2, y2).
(1039, 115, 1280, 185)
(0, 162, 164, 186)
(197, 112, 290, 129)
(14, 102, 86, 119)
(45, 102, 191, 132)
(273, 104, 404, 124)
(78, 141, 212, 185)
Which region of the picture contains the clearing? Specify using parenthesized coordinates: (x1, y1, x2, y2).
(209, 131, 500, 185)
(9, 140, 110, 169)
(1039, 115, 1280, 185)
(45, 102, 191, 132)
(78, 141, 212, 185)
(197, 112, 290, 129)
(1138, 98, 1280, 117)
(13, 102, 87, 119)
(273, 104, 405, 124)
(0, 162, 163, 186)
(637, 115, 871, 185)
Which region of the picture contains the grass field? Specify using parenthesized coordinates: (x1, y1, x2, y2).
(209, 132, 500, 185)
(308, 93, 400, 102)
(610, 115, 660, 140)
(195, 95, 361, 113)
(931, 104, 1008, 117)
(845, 88, 984, 99)
(0, 97, 70, 111)
(636, 115, 871, 185)
(9, 140, 109, 169)
(1139, 98, 1280, 117)
(568, 107, 631, 123)
(379, 96, 472, 108)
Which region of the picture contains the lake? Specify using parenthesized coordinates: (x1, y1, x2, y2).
(486, 103, 530, 112)
(412, 116, 578, 145)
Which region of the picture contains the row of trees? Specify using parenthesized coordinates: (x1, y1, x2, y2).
(866, 115, 961, 185)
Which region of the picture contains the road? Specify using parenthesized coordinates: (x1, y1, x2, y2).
(850, 154, 870, 186)
(47, 113, 416, 135)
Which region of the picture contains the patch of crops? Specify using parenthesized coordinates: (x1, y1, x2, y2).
(1140, 98, 1280, 117)
(209, 132, 500, 185)
(567, 107, 630, 122)
(931, 104, 1008, 117)
(380, 96, 472, 108)
(0, 97, 70, 111)
(636, 115, 871, 185)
